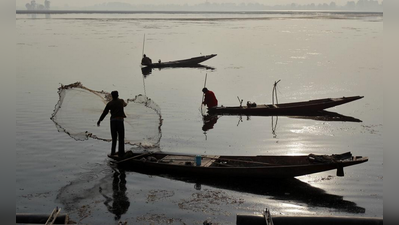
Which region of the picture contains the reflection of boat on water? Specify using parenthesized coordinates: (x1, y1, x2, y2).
(204, 177, 366, 214)
(237, 209, 382, 225)
(143, 54, 217, 69)
(287, 110, 362, 122)
(108, 164, 366, 214)
(141, 64, 215, 77)
(208, 96, 363, 116)
(108, 151, 367, 179)
(204, 110, 361, 139)
(232, 110, 362, 123)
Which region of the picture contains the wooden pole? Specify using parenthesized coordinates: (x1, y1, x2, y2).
(116, 152, 152, 164)
(201, 73, 208, 115)
(272, 80, 281, 104)
(141, 34, 146, 57)
(141, 34, 147, 95)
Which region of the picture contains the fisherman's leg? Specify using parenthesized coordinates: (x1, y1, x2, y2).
(110, 121, 117, 155)
(117, 121, 125, 157)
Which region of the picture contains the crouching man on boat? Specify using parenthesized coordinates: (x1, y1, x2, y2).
(97, 91, 127, 158)
(202, 87, 218, 108)
(141, 54, 152, 66)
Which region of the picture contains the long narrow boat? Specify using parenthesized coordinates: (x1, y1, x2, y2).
(143, 54, 217, 68)
(108, 151, 367, 179)
(237, 209, 382, 225)
(16, 207, 74, 224)
(16, 214, 73, 224)
(208, 96, 363, 116)
(141, 64, 215, 77)
(216, 110, 362, 122)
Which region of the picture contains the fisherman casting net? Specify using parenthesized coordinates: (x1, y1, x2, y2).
(51, 82, 162, 148)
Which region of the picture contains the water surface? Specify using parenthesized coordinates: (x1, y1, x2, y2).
(16, 12, 383, 224)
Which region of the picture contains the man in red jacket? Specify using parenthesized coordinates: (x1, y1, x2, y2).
(202, 87, 218, 108)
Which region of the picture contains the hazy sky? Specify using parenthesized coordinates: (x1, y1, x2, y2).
(16, 0, 383, 8)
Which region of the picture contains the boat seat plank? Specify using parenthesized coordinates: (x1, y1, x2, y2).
(161, 155, 194, 165)
(159, 155, 220, 167)
(203, 155, 220, 167)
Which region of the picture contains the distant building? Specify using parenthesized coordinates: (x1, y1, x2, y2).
(44, 0, 50, 9)
(26, 0, 50, 10)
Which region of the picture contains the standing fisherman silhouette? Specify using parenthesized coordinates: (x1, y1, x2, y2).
(97, 91, 127, 157)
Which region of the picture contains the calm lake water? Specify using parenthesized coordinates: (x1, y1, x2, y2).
(16, 12, 383, 224)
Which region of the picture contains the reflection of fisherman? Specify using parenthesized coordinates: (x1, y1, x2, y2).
(97, 91, 127, 157)
(202, 87, 218, 108)
(141, 66, 152, 77)
(141, 54, 152, 66)
(202, 115, 218, 131)
(100, 169, 130, 221)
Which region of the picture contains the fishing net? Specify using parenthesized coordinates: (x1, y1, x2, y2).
(51, 82, 162, 148)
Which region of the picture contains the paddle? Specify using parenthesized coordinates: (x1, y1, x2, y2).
(116, 152, 152, 164)
(141, 34, 148, 95)
(45, 207, 61, 225)
(272, 79, 281, 104)
(200, 73, 208, 115)
(201, 155, 276, 166)
(141, 34, 146, 58)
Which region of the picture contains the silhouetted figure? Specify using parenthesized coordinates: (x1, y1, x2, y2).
(141, 54, 152, 66)
(97, 91, 127, 157)
(141, 67, 152, 77)
(100, 169, 130, 221)
(202, 115, 218, 131)
(202, 87, 218, 108)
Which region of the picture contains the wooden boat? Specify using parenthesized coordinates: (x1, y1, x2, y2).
(141, 64, 215, 77)
(143, 54, 217, 68)
(16, 214, 73, 224)
(237, 209, 382, 225)
(108, 151, 367, 179)
(16, 207, 75, 224)
(208, 96, 363, 116)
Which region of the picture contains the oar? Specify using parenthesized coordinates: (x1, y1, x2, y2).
(272, 79, 281, 105)
(200, 73, 208, 115)
(141, 34, 147, 96)
(140, 34, 146, 69)
(116, 152, 152, 164)
(201, 155, 276, 166)
(141, 34, 146, 58)
(45, 207, 61, 225)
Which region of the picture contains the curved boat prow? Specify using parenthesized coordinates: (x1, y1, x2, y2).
(144, 54, 217, 68)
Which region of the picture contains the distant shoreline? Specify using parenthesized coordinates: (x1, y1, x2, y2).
(16, 10, 383, 15)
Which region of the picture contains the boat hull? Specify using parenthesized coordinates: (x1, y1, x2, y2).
(144, 54, 217, 68)
(208, 96, 363, 116)
(109, 152, 368, 179)
(237, 214, 383, 225)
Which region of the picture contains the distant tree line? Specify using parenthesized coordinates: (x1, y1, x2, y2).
(59, 0, 383, 12)
(25, 0, 50, 10)
(260, 0, 383, 11)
